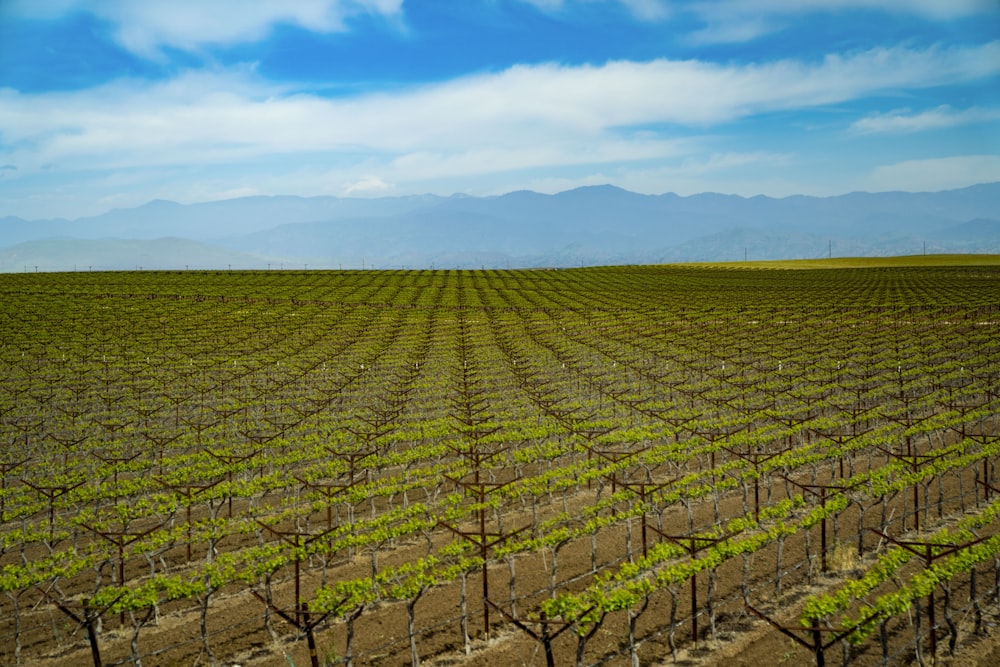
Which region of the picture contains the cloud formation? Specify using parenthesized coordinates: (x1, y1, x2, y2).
(869, 155, 1000, 192)
(700, 0, 995, 19)
(344, 175, 394, 196)
(3, 41, 997, 177)
(520, 0, 995, 27)
(687, 0, 997, 43)
(518, 0, 670, 20)
(1, 0, 997, 219)
(3, 0, 404, 57)
(849, 106, 1000, 134)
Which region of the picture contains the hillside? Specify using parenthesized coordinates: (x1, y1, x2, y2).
(2, 183, 999, 271)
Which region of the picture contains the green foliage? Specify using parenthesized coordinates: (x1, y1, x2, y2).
(2, 263, 999, 665)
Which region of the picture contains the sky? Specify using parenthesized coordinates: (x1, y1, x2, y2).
(0, 0, 999, 220)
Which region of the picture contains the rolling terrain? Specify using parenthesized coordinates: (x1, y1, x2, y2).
(2, 183, 998, 271)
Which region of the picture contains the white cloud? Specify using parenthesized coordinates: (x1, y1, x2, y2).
(344, 175, 394, 196)
(849, 106, 1000, 134)
(2, 41, 999, 217)
(868, 155, 1000, 192)
(3, 0, 404, 58)
(688, 0, 996, 43)
(517, 0, 669, 21)
(522, 0, 993, 27)
(618, 0, 670, 20)
(687, 17, 778, 45)
(679, 151, 792, 174)
(518, 0, 565, 10)
(2, 42, 998, 177)
(705, 0, 995, 19)
(385, 138, 688, 181)
(3, 40, 999, 180)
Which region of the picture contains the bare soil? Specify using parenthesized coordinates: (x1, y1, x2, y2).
(16, 449, 1000, 667)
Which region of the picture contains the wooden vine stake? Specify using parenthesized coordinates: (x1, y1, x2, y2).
(298, 443, 378, 530)
(92, 448, 143, 494)
(977, 478, 1000, 506)
(250, 591, 331, 667)
(870, 528, 990, 662)
(875, 444, 947, 533)
(21, 477, 86, 541)
(256, 521, 339, 614)
(438, 466, 528, 639)
(693, 422, 749, 479)
(485, 599, 586, 667)
(441, 354, 526, 641)
(747, 604, 880, 667)
(969, 435, 999, 506)
(779, 476, 858, 573)
(204, 448, 261, 517)
(721, 446, 789, 522)
(650, 528, 728, 644)
(81, 521, 165, 627)
(588, 444, 649, 511)
(155, 476, 225, 561)
(572, 426, 611, 490)
(250, 520, 341, 667)
(614, 478, 676, 559)
(34, 586, 126, 667)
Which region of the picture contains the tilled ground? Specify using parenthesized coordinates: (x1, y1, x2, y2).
(17, 450, 1000, 667)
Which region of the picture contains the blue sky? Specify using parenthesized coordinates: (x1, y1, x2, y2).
(1, 0, 999, 220)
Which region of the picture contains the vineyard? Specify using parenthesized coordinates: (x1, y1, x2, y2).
(2, 259, 1000, 667)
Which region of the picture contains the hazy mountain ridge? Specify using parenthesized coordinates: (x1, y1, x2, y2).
(2, 183, 999, 271)
(0, 238, 270, 273)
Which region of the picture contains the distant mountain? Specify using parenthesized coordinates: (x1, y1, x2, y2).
(2, 183, 999, 271)
(0, 238, 273, 273)
(928, 218, 1000, 243)
(0, 195, 448, 245)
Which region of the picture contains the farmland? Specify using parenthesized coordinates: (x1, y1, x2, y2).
(2, 258, 1000, 667)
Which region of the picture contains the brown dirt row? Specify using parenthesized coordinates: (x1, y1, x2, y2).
(14, 439, 1000, 667)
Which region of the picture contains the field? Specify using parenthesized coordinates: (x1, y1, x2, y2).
(2, 259, 1000, 667)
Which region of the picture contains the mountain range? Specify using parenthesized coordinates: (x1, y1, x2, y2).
(2, 183, 999, 271)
